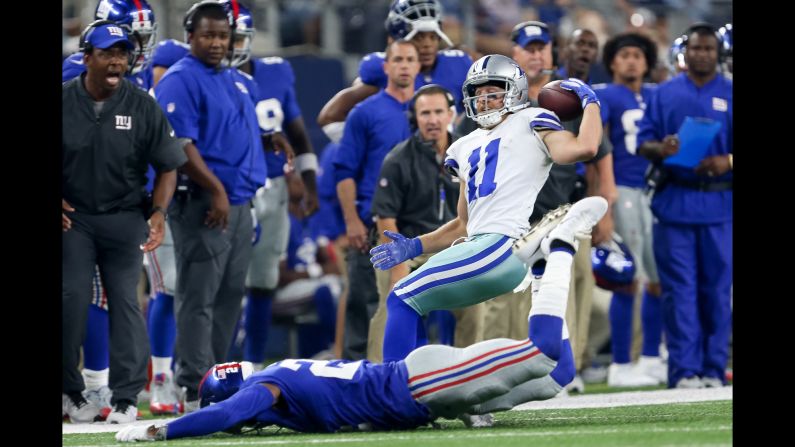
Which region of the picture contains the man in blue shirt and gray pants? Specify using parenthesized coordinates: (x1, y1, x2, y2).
(637, 23, 732, 389)
(154, 1, 267, 409)
(334, 39, 421, 360)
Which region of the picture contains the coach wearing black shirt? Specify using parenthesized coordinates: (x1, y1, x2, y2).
(367, 85, 465, 362)
(62, 23, 186, 422)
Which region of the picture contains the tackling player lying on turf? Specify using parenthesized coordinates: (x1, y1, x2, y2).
(115, 196, 607, 441)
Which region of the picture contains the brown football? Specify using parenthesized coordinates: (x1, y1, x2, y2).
(538, 80, 582, 122)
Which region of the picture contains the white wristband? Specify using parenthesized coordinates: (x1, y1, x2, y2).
(294, 153, 319, 173)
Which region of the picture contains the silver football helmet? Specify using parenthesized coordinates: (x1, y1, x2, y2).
(462, 54, 530, 128)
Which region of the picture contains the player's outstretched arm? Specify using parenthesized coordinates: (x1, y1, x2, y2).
(116, 384, 279, 442)
(370, 183, 468, 270)
(418, 180, 469, 252)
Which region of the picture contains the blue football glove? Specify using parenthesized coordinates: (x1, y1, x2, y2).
(559, 78, 601, 109)
(369, 231, 423, 270)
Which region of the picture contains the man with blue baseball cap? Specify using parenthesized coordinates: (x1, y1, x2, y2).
(81, 22, 136, 96)
(63, 19, 187, 424)
(510, 21, 554, 100)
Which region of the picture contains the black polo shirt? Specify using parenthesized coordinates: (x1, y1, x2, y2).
(62, 73, 187, 214)
(371, 132, 460, 239)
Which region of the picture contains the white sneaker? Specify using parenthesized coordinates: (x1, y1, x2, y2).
(63, 393, 101, 423)
(542, 197, 608, 254)
(607, 363, 659, 387)
(636, 356, 667, 384)
(701, 377, 724, 388)
(581, 365, 608, 384)
(564, 374, 585, 393)
(675, 376, 704, 389)
(106, 401, 138, 424)
(458, 413, 494, 428)
(513, 203, 572, 266)
(149, 373, 180, 415)
(84, 386, 113, 419)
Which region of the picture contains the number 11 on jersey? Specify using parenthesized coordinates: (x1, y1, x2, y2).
(467, 138, 501, 203)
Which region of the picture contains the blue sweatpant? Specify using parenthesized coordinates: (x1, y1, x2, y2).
(653, 220, 732, 387)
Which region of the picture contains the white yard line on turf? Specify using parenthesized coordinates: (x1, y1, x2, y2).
(63, 386, 732, 435)
(513, 385, 732, 411)
(64, 425, 731, 446)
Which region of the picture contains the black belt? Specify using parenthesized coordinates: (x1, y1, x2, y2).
(669, 178, 733, 192)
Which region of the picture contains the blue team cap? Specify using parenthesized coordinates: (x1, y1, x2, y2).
(512, 21, 551, 48)
(88, 23, 134, 50)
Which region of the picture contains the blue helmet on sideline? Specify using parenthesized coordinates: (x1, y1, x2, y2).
(220, 0, 255, 67)
(94, 0, 158, 72)
(591, 234, 636, 290)
(385, 0, 453, 47)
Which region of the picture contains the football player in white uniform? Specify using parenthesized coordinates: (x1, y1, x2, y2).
(370, 55, 606, 398)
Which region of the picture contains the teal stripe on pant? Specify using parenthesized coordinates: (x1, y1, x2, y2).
(395, 233, 528, 315)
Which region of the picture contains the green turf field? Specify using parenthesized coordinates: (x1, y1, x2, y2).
(62, 400, 731, 446)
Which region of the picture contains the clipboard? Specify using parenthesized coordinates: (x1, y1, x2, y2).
(663, 117, 722, 168)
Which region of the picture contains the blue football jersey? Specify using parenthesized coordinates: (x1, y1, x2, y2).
(593, 83, 656, 188)
(637, 73, 732, 224)
(248, 57, 303, 179)
(358, 49, 472, 113)
(243, 359, 431, 432)
(62, 51, 154, 92)
(155, 55, 266, 205)
(152, 39, 190, 68)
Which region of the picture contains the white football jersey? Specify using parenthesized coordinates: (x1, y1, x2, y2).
(445, 107, 564, 239)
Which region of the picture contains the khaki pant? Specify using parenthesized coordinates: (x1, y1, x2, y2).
(482, 287, 532, 340)
(367, 253, 485, 362)
(566, 236, 594, 372)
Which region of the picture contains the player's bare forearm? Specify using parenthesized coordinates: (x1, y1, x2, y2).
(317, 83, 379, 126)
(418, 217, 467, 253)
(574, 103, 603, 159)
(541, 104, 601, 164)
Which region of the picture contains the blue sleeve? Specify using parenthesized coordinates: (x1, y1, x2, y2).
(166, 384, 275, 439)
(152, 40, 189, 68)
(281, 62, 302, 124)
(443, 157, 459, 178)
(62, 53, 86, 82)
(636, 88, 663, 147)
(359, 52, 387, 88)
(155, 72, 201, 142)
(530, 110, 564, 131)
(333, 107, 368, 184)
